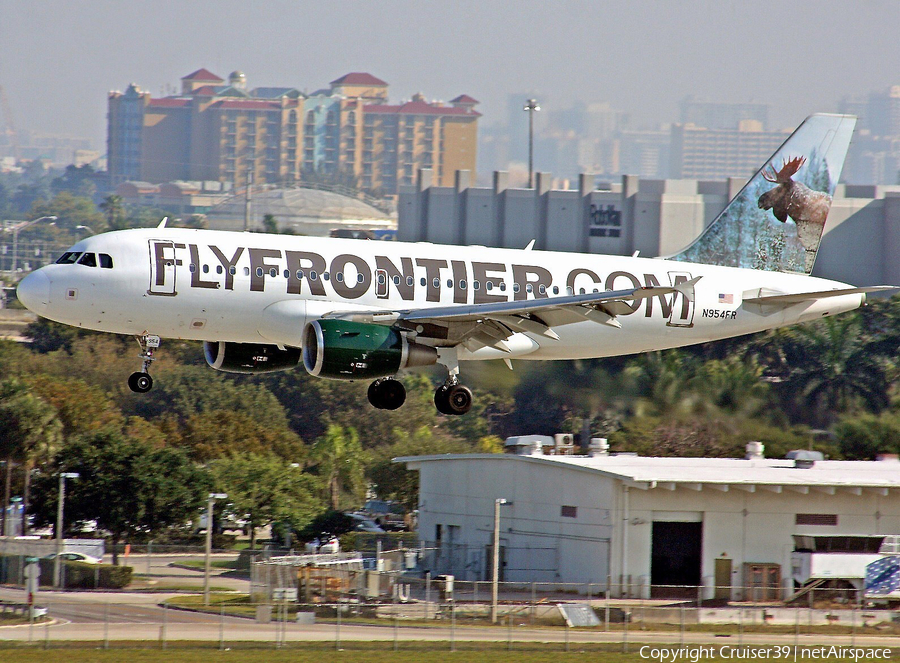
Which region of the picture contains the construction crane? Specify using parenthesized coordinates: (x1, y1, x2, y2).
(0, 84, 21, 162)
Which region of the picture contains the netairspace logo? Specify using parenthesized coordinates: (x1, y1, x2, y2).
(638, 646, 893, 661)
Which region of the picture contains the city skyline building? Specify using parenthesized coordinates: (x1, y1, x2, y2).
(106, 69, 480, 195)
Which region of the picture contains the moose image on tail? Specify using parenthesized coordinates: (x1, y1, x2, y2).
(757, 156, 832, 253)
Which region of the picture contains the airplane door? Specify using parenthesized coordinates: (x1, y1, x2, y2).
(374, 268, 389, 298)
(667, 271, 695, 328)
(148, 239, 179, 296)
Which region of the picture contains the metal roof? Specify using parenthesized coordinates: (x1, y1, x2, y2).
(396, 453, 900, 493)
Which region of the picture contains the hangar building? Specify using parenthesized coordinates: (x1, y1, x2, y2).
(398, 442, 900, 600)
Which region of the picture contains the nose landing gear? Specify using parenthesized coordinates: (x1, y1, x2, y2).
(367, 377, 406, 410)
(128, 334, 160, 394)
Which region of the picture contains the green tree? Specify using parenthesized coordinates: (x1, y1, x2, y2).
(262, 214, 278, 234)
(99, 194, 126, 230)
(30, 430, 206, 564)
(210, 452, 322, 549)
(757, 316, 892, 426)
(310, 424, 366, 510)
(0, 379, 63, 527)
(367, 426, 474, 510)
(29, 191, 104, 232)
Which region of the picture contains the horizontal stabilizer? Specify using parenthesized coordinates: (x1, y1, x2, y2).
(743, 286, 897, 306)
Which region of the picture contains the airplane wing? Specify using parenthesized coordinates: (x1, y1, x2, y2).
(324, 278, 699, 353)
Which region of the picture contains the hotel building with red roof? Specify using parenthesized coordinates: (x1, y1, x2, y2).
(107, 69, 479, 195)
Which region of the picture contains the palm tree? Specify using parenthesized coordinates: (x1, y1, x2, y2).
(0, 379, 62, 534)
(310, 424, 366, 510)
(759, 316, 892, 427)
(99, 195, 126, 230)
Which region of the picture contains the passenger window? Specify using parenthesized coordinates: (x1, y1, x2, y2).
(446, 279, 452, 288)
(336, 272, 344, 282)
(393, 276, 400, 285)
(269, 268, 277, 278)
(539, 284, 546, 294)
(99, 254, 114, 269)
(243, 267, 250, 276)
(432, 278, 440, 288)
(202, 264, 209, 274)
(406, 276, 414, 287)
(473, 280, 480, 291)
(296, 270, 304, 279)
(513, 283, 520, 293)
(377, 273, 386, 285)
(552, 286, 559, 295)
(357, 273, 364, 283)
(460, 280, 466, 290)
(190, 264, 197, 273)
(216, 265, 223, 274)
(500, 283, 506, 292)
(77, 253, 97, 267)
(526, 284, 533, 293)
(323, 272, 330, 281)
(486, 282, 493, 291)
(229, 266, 236, 275)
(310, 271, 318, 280)
(283, 269, 290, 279)
(255, 267, 263, 277)
(420, 277, 426, 287)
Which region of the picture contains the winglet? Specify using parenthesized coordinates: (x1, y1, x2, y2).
(674, 276, 702, 300)
(156, 217, 168, 229)
(524, 239, 536, 251)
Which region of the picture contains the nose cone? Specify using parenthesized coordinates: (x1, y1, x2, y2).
(17, 270, 50, 313)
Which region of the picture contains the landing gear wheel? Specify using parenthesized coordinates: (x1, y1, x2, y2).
(434, 384, 473, 415)
(128, 372, 153, 393)
(130, 334, 160, 394)
(367, 378, 406, 410)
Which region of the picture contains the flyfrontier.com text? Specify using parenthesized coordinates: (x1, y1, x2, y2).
(638, 646, 893, 661)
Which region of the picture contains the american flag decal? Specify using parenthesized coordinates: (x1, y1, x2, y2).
(865, 556, 900, 595)
(718, 293, 734, 304)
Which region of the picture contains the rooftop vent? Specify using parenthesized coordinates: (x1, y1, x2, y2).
(503, 435, 551, 456)
(745, 441, 765, 460)
(589, 438, 609, 457)
(786, 449, 824, 469)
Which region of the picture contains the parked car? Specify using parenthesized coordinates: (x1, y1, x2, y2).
(347, 512, 386, 533)
(361, 500, 408, 531)
(43, 552, 102, 564)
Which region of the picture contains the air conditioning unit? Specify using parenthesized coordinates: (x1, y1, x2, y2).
(553, 433, 575, 455)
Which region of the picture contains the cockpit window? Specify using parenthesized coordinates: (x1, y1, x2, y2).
(99, 253, 114, 269)
(77, 252, 97, 267)
(56, 252, 82, 264)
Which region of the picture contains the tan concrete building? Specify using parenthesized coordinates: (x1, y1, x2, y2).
(108, 69, 480, 195)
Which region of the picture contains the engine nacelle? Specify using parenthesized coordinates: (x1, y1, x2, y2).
(204, 341, 302, 374)
(302, 319, 438, 380)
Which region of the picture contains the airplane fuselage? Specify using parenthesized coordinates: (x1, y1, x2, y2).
(18, 227, 863, 362)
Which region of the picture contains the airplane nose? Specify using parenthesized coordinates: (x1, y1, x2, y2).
(16, 270, 50, 313)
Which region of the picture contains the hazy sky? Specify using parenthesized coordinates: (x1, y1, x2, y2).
(1, 0, 898, 150)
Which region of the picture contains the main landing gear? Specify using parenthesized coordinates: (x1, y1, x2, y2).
(434, 380, 473, 416)
(128, 334, 160, 394)
(433, 348, 473, 416)
(367, 377, 406, 410)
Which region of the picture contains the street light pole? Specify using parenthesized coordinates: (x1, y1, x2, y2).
(204, 492, 228, 606)
(491, 498, 510, 623)
(10, 215, 57, 274)
(523, 99, 540, 189)
(54, 472, 79, 588)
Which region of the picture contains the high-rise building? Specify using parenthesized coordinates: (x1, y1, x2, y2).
(669, 122, 789, 180)
(679, 97, 770, 131)
(107, 69, 480, 194)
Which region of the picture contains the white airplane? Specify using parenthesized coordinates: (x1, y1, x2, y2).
(16, 114, 893, 415)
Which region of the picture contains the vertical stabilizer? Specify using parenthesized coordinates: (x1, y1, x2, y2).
(669, 114, 856, 274)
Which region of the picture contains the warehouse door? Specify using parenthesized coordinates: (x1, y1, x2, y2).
(651, 521, 702, 597)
